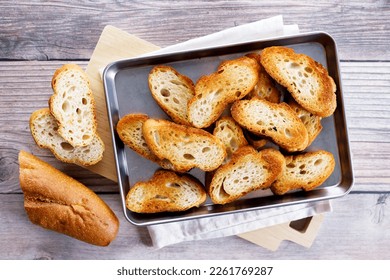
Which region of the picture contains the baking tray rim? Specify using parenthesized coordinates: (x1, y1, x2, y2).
(103, 31, 354, 226)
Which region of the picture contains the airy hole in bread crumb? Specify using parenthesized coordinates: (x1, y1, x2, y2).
(183, 153, 195, 160)
(60, 142, 74, 151)
(304, 67, 313, 73)
(314, 159, 323, 166)
(82, 134, 90, 140)
(166, 182, 181, 188)
(160, 88, 170, 97)
(202, 147, 211, 153)
(82, 98, 88, 105)
(62, 101, 70, 112)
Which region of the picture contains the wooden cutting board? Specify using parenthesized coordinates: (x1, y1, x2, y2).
(84, 25, 324, 250)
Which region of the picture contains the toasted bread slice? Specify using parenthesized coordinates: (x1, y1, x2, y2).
(188, 56, 259, 128)
(148, 65, 195, 126)
(30, 108, 104, 166)
(271, 150, 335, 195)
(208, 146, 285, 204)
(231, 98, 309, 152)
(142, 119, 226, 173)
(243, 130, 268, 150)
(288, 99, 322, 147)
(49, 64, 97, 147)
(261, 46, 337, 117)
(213, 116, 248, 164)
(116, 113, 173, 169)
(126, 170, 206, 213)
(245, 53, 281, 103)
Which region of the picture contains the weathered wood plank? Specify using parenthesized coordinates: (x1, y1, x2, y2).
(1, 61, 389, 193)
(0, 193, 388, 259)
(0, 1, 389, 61)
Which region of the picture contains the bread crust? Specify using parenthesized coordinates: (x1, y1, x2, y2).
(260, 46, 337, 117)
(142, 118, 226, 172)
(30, 108, 104, 166)
(148, 65, 195, 126)
(126, 170, 206, 213)
(208, 146, 285, 204)
(271, 150, 335, 195)
(231, 98, 309, 152)
(188, 56, 259, 128)
(49, 64, 98, 147)
(18, 150, 119, 246)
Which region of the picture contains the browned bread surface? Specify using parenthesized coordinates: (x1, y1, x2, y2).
(148, 65, 195, 126)
(188, 56, 259, 128)
(245, 53, 281, 103)
(116, 113, 173, 169)
(30, 108, 104, 166)
(288, 99, 323, 147)
(126, 170, 206, 213)
(49, 64, 98, 147)
(260, 46, 337, 117)
(208, 146, 285, 204)
(231, 98, 309, 152)
(213, 116, 248, 164)
(18, 150, 119, 246)
(142, 118, 226, 172)
(271, 150, 335, 195)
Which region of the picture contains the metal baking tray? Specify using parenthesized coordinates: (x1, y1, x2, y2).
(103, 32, 353, 226)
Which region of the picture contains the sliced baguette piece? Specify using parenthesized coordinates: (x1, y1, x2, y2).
(213, 116, 248, 164)
(126, 170, 206, 213)
(142, 118, 226, 173)
(18, 150, 119, 246)
(231, 98, 309, 152)
(116, 113, 173, 170)
(49, 64, 97, 147)
(208, 146, 285, 204)
(270, 150, 335, 195)
(188, 56, 259, 128)
(288, 99, 322, 147)
(245, 53, 281, 103)
(260, 46, 337, 117)
(30, 108, 104, 166)
(148, 65, 195, 126)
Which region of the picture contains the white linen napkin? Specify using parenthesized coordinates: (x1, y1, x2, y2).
(141, 15, 332, 249)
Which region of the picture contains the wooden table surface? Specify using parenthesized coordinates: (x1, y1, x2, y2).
(1, 1, 389, 260)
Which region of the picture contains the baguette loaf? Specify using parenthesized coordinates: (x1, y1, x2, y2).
(188, 56, 259, 128)
(126, 170, 206, 213)
(288, 99, 322, 147)
(270, 150, 335, 195)
(142, 118, 226, 173)
(49, 64, 98, 147)
(245, 53, 281, 103)
(231, 98, 309, 152)
(18, 150, 119, 246)
(30, 108, 104, 166)
(213, 116, 248, 164)
(116, 113, 173, 170)
(261, 46, 337, 117)
(148, 65, 195, 126)
(208, 146, 285, 204)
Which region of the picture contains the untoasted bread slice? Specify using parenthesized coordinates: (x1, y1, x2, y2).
(270, 150, 335, 195)
(288, 99, 322, 147)
(188, 56, 259, 128)
(116, 113, 173, 169)
(142, 119, 226, 173)
(49, 64, 97, 147)
(148, 65, 195, 126)
(126, 170, 206, 213)
(213, 116, 248, 164)
(261, 46, 337, 117)
(30, 108, 104, 166)
(245, 53, 281, 103)
(231, 98, 309, 152)
(208, 146, 285, 204)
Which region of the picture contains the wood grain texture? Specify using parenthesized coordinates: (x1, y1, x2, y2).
(0, 0, 389, 61)
(1, 61, 388, 193)
(0, 193, 388, 259)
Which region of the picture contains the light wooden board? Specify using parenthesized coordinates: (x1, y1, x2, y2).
(84, 25, 160, 182)
(82, 25, 323, 250)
